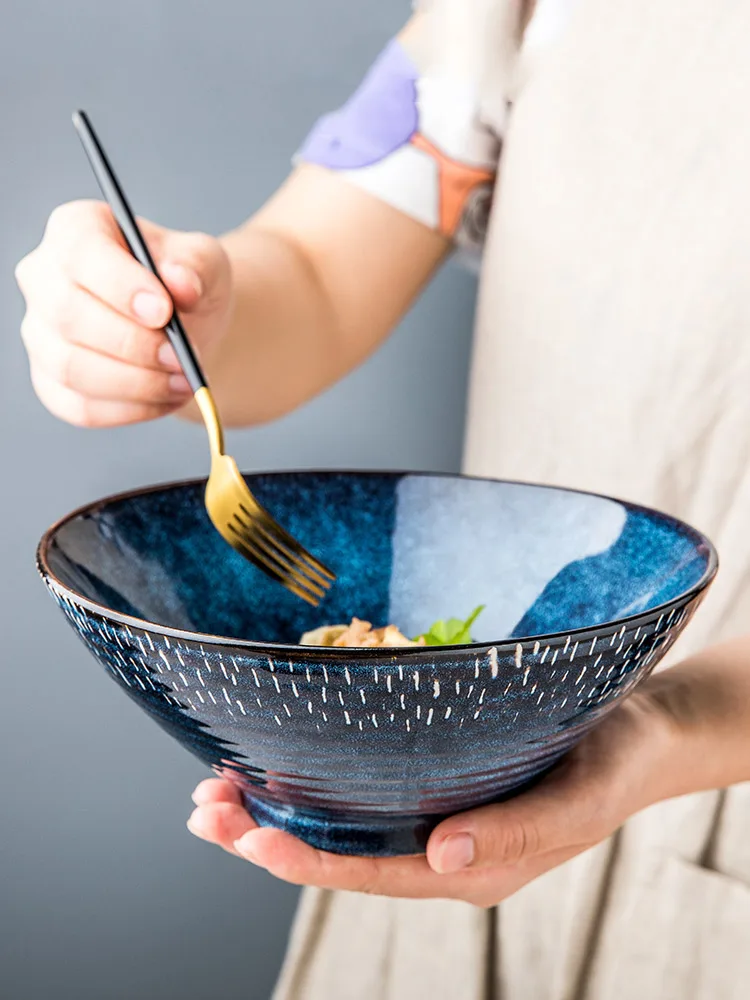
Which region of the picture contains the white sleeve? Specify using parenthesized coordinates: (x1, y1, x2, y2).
(296, 13, 504, 256)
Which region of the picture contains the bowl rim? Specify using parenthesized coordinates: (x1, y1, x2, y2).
(36, 469, 719, 655)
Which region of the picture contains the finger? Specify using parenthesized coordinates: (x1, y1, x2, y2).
(187, 802, 257, 857)
(22, 283, 183, 373)
(233, 828, 475, 899)
(156, 232, 229, 317)
(191, 778, 243, 807)
(71, 233, 219, 330)
(45, 202, 214, 328)
(428, 700, 669, 874)
(68, 228, 227, 328)
(30, 367, 179, 428)
(426, 765, 605, 874)
(237, 827, 589, 906)
(27, 327, 191, 404)
(44, 201, 176, 327)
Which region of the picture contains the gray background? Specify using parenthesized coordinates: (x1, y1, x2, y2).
(0, 2, 476, 998)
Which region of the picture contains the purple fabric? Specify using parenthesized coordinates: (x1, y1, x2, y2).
(298, 39, 419, 170)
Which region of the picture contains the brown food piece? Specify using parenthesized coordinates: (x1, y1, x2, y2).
(300, 618, 425, 648)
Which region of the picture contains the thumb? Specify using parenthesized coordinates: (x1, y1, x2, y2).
(425, 698, 667, 875)
(155, 231, 231, 317)
(159, 260, 204, 311)
(426, 776, 604, 875)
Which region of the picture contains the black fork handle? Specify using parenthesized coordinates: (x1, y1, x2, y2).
(72, 109, 207, 393)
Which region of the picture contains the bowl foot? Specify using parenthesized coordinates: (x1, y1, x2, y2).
(240, 764, 553, 857)
(242, 794, 439, 857)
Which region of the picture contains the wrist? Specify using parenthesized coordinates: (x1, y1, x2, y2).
(635, 641, 750, 801)
(611, 688, 691, 813)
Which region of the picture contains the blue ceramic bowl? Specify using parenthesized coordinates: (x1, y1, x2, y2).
(38, 472, 717, 856)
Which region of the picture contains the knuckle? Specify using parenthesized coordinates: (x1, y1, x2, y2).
(275, 866, 311, 889)
(118, 324, 153, 368)
(45, 201, 78, 237)
(353, 875, 381, 896)
(31, 379, 57, 420)
(315, 855, 381, 895)
(46, 200, 109, 253)
(184, 231, 217, 259)
(47, 199, 98, 232)
(208, 809, 233, 845)
(19, 316, 35, 351)
(176, 231, 219, 275)
(490, 817, 539, 866)
(28, 365, 46, 401)
(138, 367, 172, 401)
(53, 341, 78, 390)
(14, 252, 34, 290)
(348, 864, 383, 897)
(53, 284, 80, 334)
(359, 884, 381, 896)
(20, 280, 78, 338)
(64, 403, 87, 428)
(30, 367, 94, 428)
(60, 388, 97, 428)
(15, 252, 77, 323)
(19, 316, 51, 360)
(68, 395, 98, 428)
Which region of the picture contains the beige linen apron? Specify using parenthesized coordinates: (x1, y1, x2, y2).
(273, 2, 750, 996)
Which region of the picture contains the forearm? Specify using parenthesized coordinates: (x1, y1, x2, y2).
(207, 224, 341, 427)
(182, 166, 448, 428)
(640, 634, 750, 799)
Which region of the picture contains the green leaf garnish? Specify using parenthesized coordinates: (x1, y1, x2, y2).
(416, 605, 485, 646)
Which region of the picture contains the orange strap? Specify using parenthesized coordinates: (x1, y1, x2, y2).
(410, 132, 496, 237)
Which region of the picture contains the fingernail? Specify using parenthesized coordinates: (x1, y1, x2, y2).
(169, 374, 192, 397)
(234, 834, 260, 864)
(432, 833, 475, 874)
(159, 342, 182, 372)
(132, 291, 170, 327)
(187, 809, 207, 838)
(161, 262, 203, 298)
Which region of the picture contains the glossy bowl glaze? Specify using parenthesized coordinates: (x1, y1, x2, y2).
(37, 472, 717, 856)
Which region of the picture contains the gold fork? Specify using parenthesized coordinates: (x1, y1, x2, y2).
(73, 110, 335, 606)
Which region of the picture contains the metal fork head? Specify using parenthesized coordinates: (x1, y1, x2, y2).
(194, 386, 335, 606)
(205, 453, 334, 606)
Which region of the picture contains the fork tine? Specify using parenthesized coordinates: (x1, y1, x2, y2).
(230, 510, 332, 596)
(228, 528, 325, 606)
(237, 501, 336, 583)
(229, 527, 327, 605)
(228, 519, 328, 600)
(234, 503, 334, 589)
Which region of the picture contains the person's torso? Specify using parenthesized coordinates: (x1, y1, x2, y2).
(467, 0, 750, 663)
(466, 3, 750, 996)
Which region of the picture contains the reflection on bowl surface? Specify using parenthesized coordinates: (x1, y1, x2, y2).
(38, 472, 717, 856)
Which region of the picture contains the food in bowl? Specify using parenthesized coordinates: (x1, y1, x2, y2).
(301, 619, 423, 647)
(300, 606, 485, 648)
